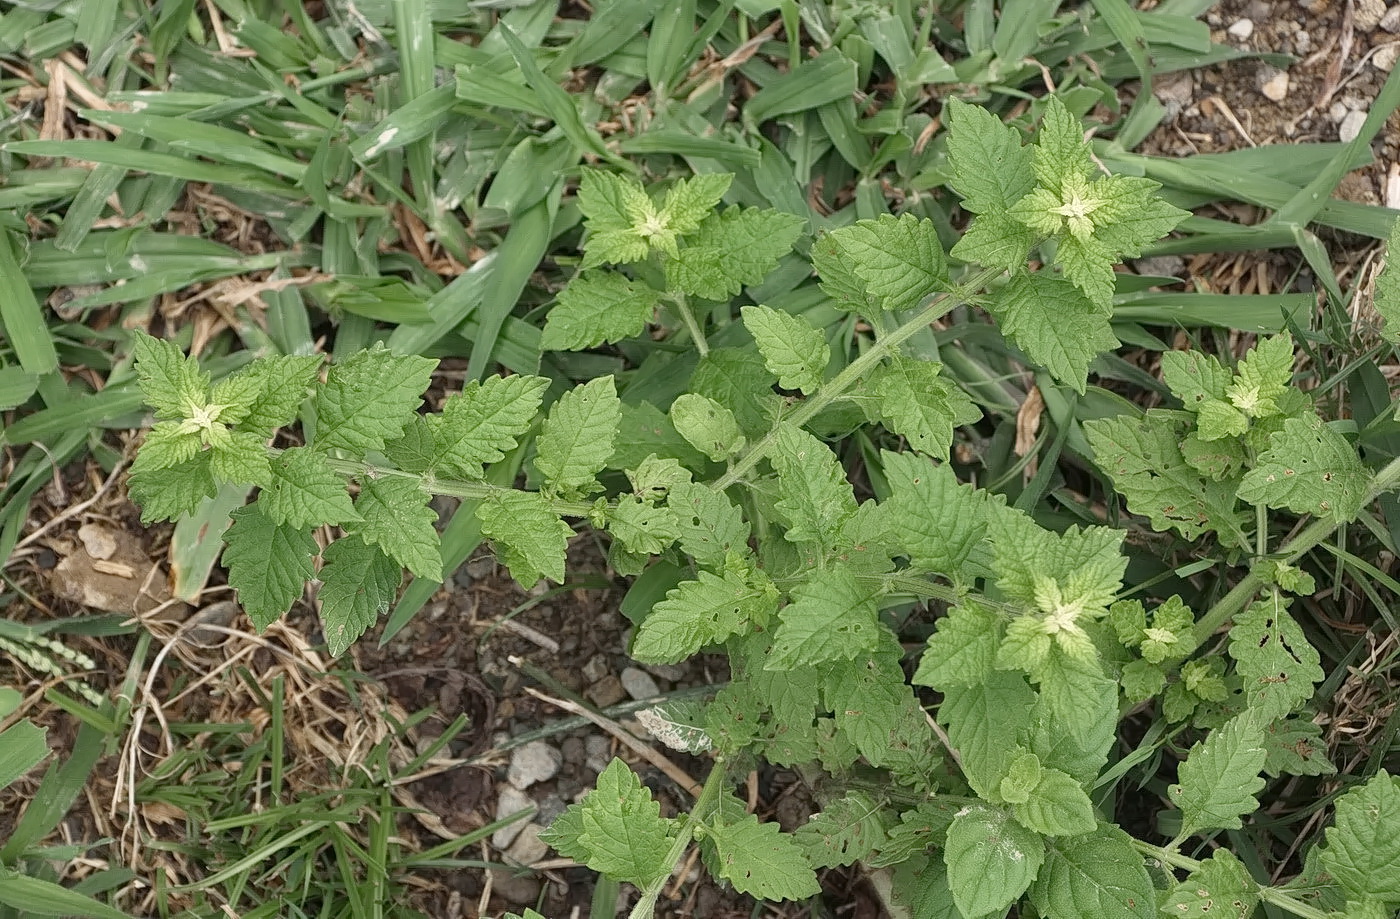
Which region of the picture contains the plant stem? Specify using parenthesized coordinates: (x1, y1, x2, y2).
(1191, 454, 1400, 648)
(323, 458, 599, 517)
(711, 265, 1004, 492)
(671, 293, 710, 358)
(1131, 840, 1335, 919)
(628, 759, 729, 919)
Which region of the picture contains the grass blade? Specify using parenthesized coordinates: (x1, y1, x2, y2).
(0, 230, 59, 375)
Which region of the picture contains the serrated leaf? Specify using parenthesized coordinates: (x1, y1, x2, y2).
(1238, 414, 1369, 522)
(476, 490, 573, 587)
(867, 357, 980, 459)
(312, 345, 435, 454)
(132, 421, 203, 473)
(1028, 823, 1155, 919)
(950, 210, 1037, 271)
(707, 814, 821, 901)
(1168, 714, 1267, 840)
(1320, 770, 1400, 907)
(1162, 849, 1259, 918)
(317, 537, 400, 656)
(1014, 767, 1096, 837)
(944, 97, 1036, 215)
(944, 805, 1044, 919)
(208, 430, 273, 487)
(1031, 96, 1094, 186)
(812, 230, 875, 311)
(542, 271, 662, 351)
(670, 393, 746, 462)
(1228, 333, 1293, 418)
(691, 347, 782, 436)
(347, 476, 441, 579)
(1086, 411, 1246, 546)
(610, 401, 710, 471)
(230, 354, 322, 434)
(880, 451, 996, 576)
(914, 600, 1002, 689)
(741, 305, 828, 394)
(1262, 716, 1335, 777)
(1375, 218, 1400, 345)
(431, 374, 548, 478)
(222, 503, 316, 630)
(262, 447, 359, 529)
(635, 702, 712, 753)
(576, 759, 678, 887)
(658, 173, 732, 238)
(823, 214, 949, 312)
(938, 671, 1037, 800)
(1035, 648, 1117, 747)
(534, 376, 622, 497)
(577, 169, 654, 267)
(666, 207, 804, 300)
(1161, 350, 1232, 411)
(1196, 398, 1250, 441)
(128, 452, 218, 524)
(771, 424, 857, 552)
(667, 480, 750, 568)
(989, 272, 1118, 393)
(795, 791, 892, 869)
(630, 565, 772, 666)
(1228, 596, 1323, 721)
(822, 643, 939, 775)
(606, 495, 680, 555)
(890, 855, 962, 918)
(768, 565, 881, 669)
(131, 329, 210, 420)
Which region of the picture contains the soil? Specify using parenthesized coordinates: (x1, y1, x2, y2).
(3, 1, 1396, 916)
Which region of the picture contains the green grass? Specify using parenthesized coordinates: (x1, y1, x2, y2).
(2, 0, 1400, 916)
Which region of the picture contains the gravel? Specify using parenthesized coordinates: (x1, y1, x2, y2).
(507, 740, 563, 789)
(492, 784, 536, 848)
(620, 666, 661, 700)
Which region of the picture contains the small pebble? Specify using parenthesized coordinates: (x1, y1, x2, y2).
(1382, 6, 1400, 32)
(535, 793, 568, 825)
(1329, 101, 1349, 122)
(582, 654, 609, 684)
(488, 870, 541, 907)
(1374, 45, 1399, 73)
(560, 735, 586, 766)
(585, 735, 611, 774)
(1227, 18, 1254, 41)
(1259, 67, 1289, 102)
(644, 663, 687, 682)
(507, 740, 562, 789)
(506, 823, 550, 866)
(493, 785, 536, 848)
(1133, 255, 1185, 278)
(620, 667, 661, 701)
(1339, 109, 1368, 143)
(1354, 0, 1386, 32)
(585, 675, 626, 708)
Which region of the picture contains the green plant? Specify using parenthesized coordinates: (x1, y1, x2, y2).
(127, 96, 1400, 918)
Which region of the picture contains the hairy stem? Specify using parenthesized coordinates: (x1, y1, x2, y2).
(323, 457, 599, 517)
(670, 292, 710, 359)
(628, 759, 729, 919)
(1132, 840, 1334, 919)
(711, 265, 1005, 492)
(1191, 454, 1400, 648)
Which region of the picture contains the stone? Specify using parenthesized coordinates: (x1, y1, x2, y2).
(506, 823, 550, 865)
(1339, 109, 1368, 143)
(560, 735, 586, 766)
(492, 785, 536, 848)
(488, 869, 541, 906)
(1227, 18, 1254, 41)
(585, 675, 625, 708)
(507, 740, 562, 789)
(1383, 6, 1400, 32)
(1259, 67, 1289, 102)
(1354, 0, 1386, 32)
(619, 667, 661, 701)
(581, 654, 609, 684)
(585, 735, 611, 774)
(76, 523, 118, 560)
(535, 793, 568, 825)
(644, 663, 687, 682)
(1133, 256, 1185, 278)
(1375, 45, 1399, 73)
